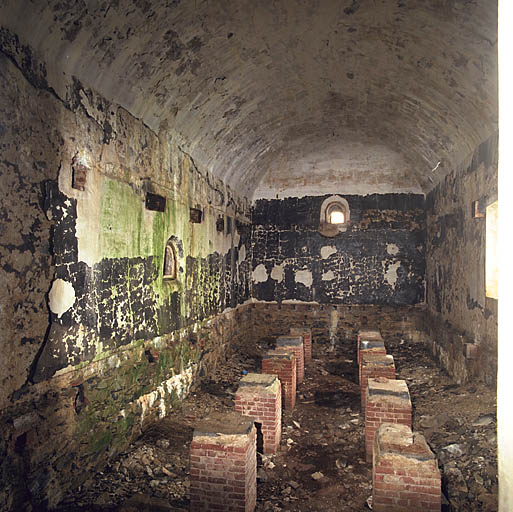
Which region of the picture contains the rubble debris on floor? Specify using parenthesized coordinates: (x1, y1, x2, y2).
(55, 334, 497, 512)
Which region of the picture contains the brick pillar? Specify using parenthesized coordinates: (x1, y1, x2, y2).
(358, 338, 387, 385)
(262, 349, 296, 410)
(234, 373, 282, 454)
(290, 326, 312, 364)
(276, 335, 304, 384)
(373, 423, 441, 512)
(357, 329, 384, 373)
(365, 377, 411, 462)
(360, 353, 395, 413)
(190, 411, 256, 512)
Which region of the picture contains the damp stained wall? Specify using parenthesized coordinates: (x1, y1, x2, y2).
(251, 194, 426, 306)
(424, 133, 498, 384)
(0, 47, 252, 509)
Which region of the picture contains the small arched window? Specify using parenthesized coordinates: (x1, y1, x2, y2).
(163, 239, 177, 279)
(319, 195, 350, 237)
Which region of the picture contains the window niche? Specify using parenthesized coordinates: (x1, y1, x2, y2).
(163, 239, 178, 280)
(319, 195, 350, 237)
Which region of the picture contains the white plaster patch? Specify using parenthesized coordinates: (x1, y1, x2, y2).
(322, 270, 335, 281)
(295, 269, 313, 287)
(387, 243, 399, 255)
(238, 244, 246, 263)
(252, 264, 268, 283)
(321, 245, 337, 259)
(48, 279, 76, 318)
(270, 263, 285, 283)
(384, 261, 401, 287)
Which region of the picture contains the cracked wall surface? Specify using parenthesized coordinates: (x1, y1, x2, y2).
(251, 194, 425, 305)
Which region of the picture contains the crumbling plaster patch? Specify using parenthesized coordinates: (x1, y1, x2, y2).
(271, 263, 285, 283)
(252, 264, 268, 283)
(48, 279, 76, 318)
(321, 245, 337, 259)
(383, 261, 401, 287)
(295, 269, 313, 287)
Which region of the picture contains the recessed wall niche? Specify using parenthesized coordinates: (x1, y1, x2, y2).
(318, 195, 350, 237)
(163, 239, 178, 280)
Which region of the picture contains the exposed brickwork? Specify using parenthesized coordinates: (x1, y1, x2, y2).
(190, 412, 257, 512)
(234, 373, 282, 454)
(360, 353, 395, 413)
(373, 423, 441, 512)
(357, 329, 384, 370)
(262, 349, 296, 410)
(365, 378, 411, 462)
(276, 335, 304, 384)
(290, 326, 312, 364)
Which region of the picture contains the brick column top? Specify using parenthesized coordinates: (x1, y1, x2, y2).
(367, 377, 410, 402)
(262, 350, 295, 361)
(375, 423, 436, 462)
(361, 353, 395, 370)
(193, 411, 254, 439)
(290, 327, 311, 336)
(358, 329, 383, 342)
(237, 373, 280, 392)
(276, 335, 303, 347)
(359, 339, 386, 351)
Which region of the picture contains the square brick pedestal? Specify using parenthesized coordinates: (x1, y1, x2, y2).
(290, 326, 312, 364)
(360, 353, 396, 413)
(190, 412, 256, 512)
(357, 329, 384, 369)
(234, 373, 282, 454)
(276, 335, 304, 384)
(373, 423, 441, 512)
(365, 377, 411, 461)
(262, 349, 296, 410)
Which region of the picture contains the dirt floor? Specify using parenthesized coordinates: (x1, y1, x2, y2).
(56, 333, 498, 512)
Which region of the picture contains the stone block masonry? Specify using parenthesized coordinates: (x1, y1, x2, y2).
(262, 349, 297, 410)
(290, 326, 312, 364)
(276, 335, 304, 384)
(373, 423, 441, 512)
(365, 378, 411, 462)
(360, 353, 396, 413)
(234, 373, 282, 454)
(189, 412, 257, 512)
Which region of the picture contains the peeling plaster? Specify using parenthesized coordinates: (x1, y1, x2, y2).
(252, 264, 268, 283)
(270, 263, 285, 283)
(48, 279, 76, 318)
(384, 261, 401, 287)
(295, 269, 313, 287)
(322, 270, 336, 281)
(321, 245, 337, 259)
(387, 243, 399, 255)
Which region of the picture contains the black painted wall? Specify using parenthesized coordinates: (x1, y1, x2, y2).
(251, 194, 426, 305)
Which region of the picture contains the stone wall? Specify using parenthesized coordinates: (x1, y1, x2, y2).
(251, 194, 425, 305)
(424, 133, 498, 384)
(0, 45, 252, 510)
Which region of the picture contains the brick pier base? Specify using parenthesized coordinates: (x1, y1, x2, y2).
(365, 377, 411, 462)
(276, 335, 304, 384)
(189, 412, 257, 512)
(262, 349, 296, 410)
(360, 353, 396, 413)
(290, 326, 312, 364)
(234, 373, 282, 454)
(373, 423, 441, 512)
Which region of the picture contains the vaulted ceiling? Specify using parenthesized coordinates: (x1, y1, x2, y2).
(0, 0, 497, 198)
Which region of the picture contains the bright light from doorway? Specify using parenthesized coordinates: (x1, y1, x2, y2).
(329, 210, 345, 224)
(486, 201, 498, 299)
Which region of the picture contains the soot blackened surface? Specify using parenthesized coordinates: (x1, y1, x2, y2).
(251, 194, 425, 305)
